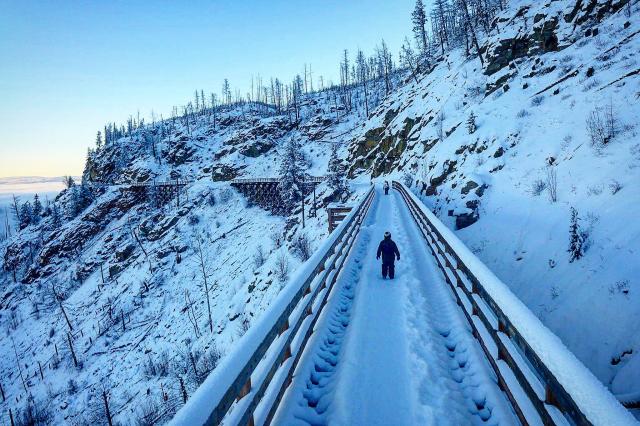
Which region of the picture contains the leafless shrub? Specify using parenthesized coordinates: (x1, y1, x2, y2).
(587, 185, 603, 196)
(67, 379, 78, 395)
(174, 344, 221, 387)
(275, 250, 290, 283)
(609, 279, 630, 296)
(609, 180, 623, 195)
(253, 245, 265, 269)
(206, 192, 216, 206)
(531, 95, 545, 106)
(516, 109, 530, 118)
(466, 85, 483, 98)
(292, 233, 313, 261)
(270, 229, 284, 249)
(587, 102, 618, 151)
(529, 179, 547, 196)
(546, 167, 558, 202)
(582, 78, 601, 91)
(560, 54, 574, 64)
(143, 351, 170, 378)
(135, 396, 161, 426)
(14, 396, 53, 426)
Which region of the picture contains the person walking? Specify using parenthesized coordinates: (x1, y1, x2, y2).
(383, 181, 390, 195)
(376, 231, 400, 279)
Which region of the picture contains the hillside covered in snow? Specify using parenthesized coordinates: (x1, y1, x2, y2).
(1, 0, 639, 423)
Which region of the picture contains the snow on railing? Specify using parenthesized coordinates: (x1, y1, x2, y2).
(393, 181, 637, 426)
(231, 176, 325, 185)
(170, 185, 375, 426)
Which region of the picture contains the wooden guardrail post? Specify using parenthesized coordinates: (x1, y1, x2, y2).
(238, 377, 252, 401)
(279, 319, 289, 336)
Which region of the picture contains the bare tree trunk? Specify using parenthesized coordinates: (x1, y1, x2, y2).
(53, 284, 73, 331)
(103, 390, 113, 426)
(179, 376, 188, 404)
(11, 337, 28, 393)
(460, 0, 485, 66)
(195, 238, 214, 333)
(67, 333, 78, 368)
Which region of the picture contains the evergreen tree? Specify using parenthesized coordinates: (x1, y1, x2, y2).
(96, 131, 102, 149)
(278, 139, 309, 212)
(412, 0, 429, 57)
(466, 111, 477, 134)
(32, 194, 42, 222)
(327, 143, 349, 200)
(568, 207, 584, 262)
(19, 201, 33, 229)
(51, 203, 62, 228)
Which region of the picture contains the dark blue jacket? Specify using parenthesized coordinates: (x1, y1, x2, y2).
(377, 237, 400, 263)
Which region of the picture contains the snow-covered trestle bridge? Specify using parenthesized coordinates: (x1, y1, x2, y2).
(231, 177, 323, 215)
(172, 183, 636, 426)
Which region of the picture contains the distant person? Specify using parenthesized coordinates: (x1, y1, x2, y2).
(376, 231, 400, 279)
(383, 181, 390, 195)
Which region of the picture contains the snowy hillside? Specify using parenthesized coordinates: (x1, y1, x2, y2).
(0, 78, 388, 423)
(1, 0, 639, 423)
(347, 0, 640, 408)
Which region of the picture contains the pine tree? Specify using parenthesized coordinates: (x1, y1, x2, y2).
(278, 139, 309, 212)
(412, 0, 429, 57)
(327, 143, 349, 200)
(96, 131, 102, 149)
(32, 194, 43, 222)
(568, 207, 584, 262)
(466, 111, 477, 134)
(19, 201, 33, 229)
(51, 203, 62, 228)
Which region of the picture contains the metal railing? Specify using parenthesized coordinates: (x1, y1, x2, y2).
(171, 186, 375, 426)
(393, 181, 636, 426)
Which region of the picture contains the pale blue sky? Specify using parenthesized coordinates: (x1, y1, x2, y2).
(0, 1, 413, 177)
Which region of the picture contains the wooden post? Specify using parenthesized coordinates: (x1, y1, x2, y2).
(38, 361, 44, 380)
(67, 333, 78, 368)
(282, 345, 292, 364)
(237, 377, 251, 401)
(278, 319, 289, 336)
(100, 264, 105, 286)
(121, 311, 126, 332)
(0, 381, 4, 401)
(9, 408, 15, 426)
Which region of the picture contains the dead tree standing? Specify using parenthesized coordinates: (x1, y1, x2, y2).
(67, 333, 78, 368)
(195, 237, 214, 333)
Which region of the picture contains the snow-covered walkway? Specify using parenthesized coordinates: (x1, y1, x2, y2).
(274, 187, 515, 425)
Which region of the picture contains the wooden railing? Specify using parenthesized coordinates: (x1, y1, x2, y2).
(231, 176, 324, 185)
(170, 185, 375, 426)
(393, 181, 636, 426)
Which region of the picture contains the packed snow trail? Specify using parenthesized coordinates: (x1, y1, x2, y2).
(274, 187, 515, 425)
